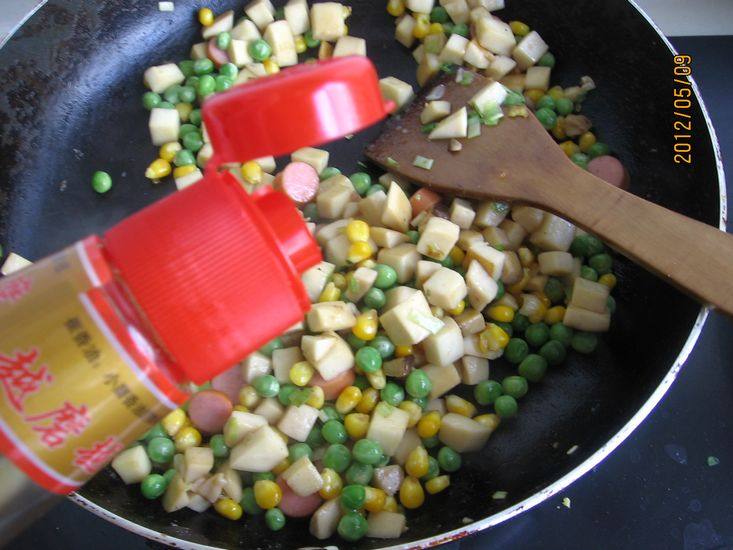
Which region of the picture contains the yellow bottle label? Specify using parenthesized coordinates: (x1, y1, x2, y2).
(0, 238, 187, 494)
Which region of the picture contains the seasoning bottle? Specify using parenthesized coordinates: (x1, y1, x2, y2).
(0, 56, 391, 539)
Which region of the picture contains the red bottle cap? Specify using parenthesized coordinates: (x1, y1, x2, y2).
(103, 57, 391, 384)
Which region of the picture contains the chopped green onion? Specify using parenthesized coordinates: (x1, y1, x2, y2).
(467, 118, 482, 139)
(492, 491, 508, 500)
(421, 123, 437, 134)
(502, 86, 526, 106)
(456, 69, 475, 86)
(492, 201, 509, 214)
(479, 102, 504, 126)
(386, 157, 399, 167)
(439, 62, 457, 74)
(562, 497, 571, 508)
(707, 456, 720, 466)
(412, 155, 434, 171)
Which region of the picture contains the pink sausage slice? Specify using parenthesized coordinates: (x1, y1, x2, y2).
(211, 363, 244, 403)
(588, 155, 630, 190)
(187, 389, 233, 434)
(207, 38, 230, 68)
(273, 162, 320, 205)
(309, 368, 355, 400)
(276, 476, 323, 518)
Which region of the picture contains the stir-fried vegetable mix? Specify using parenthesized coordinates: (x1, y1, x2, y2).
(107, 0, 621, 543)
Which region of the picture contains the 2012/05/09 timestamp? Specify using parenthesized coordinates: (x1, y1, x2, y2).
(672, 55, 693, 164)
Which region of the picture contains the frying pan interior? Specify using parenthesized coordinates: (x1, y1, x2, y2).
(0, 0, 721, 547)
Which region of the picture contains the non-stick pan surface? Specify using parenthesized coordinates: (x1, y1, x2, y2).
(0, 0, 724, 548)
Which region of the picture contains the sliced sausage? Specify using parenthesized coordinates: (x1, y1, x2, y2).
(207, 38, 230, 68)
(588, 155, 630, 190)
(187, 389, 233, 434)
(276, 476, 323, 518)
(309, 368, 355, 400)
(273, 162, 320, 205)
(211, 363, 244, 403)
(409, 187, 442, 217)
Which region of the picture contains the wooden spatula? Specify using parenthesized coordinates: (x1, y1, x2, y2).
(365, 73, 733, 317)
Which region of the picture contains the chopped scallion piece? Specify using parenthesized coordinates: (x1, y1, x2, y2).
(467, 118, 481, 139)
(492, 491, 508, 500)
(439, 62, 457, 74)
(479, 101, 504, 126)
(421, 122, 437, 134)
(502, 86, 526, 106)
(386, 157, 399, 167)
(412, 155, 434, 170)
(457, 69, 475, 86)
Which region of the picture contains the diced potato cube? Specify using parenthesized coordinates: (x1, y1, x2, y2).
(318, 175, 356, 219)
(227, 39, 254, 67)
(423, 268, 467, 310)
(511, 206, 545, 232)
(444, 0, 470, 23)
(307, 301, 357, 332)
(245, 0, 275, 30)
(242, 351, 271, 383)
(465, 260, 498, 311)
(371, 227, 409, 249)
(538, 251, 574, 276)
(174, 168, 204, 191)
(143, 63, 185, 93)
(229, 425, 289, 472)
(395, 14, 416, 48)
(202, 10, 234, 38)
(428, 107, 468, 140)
(570, 277, 610, 313)
(393, 428, 421, 465)
(459, 355, 489, 384)
(367, 511, 407, 539)
(218, 463, 243, 502)
(264, 20, 297, 67)
(345, 267, 378, 302)
(501, 250, 523, 285)
(454, 308, 486, 335)
(377, 243, 420, 284)
(563, 305, 611, 332)
(253, 397, 285, 424)
(426, 398, 446, 414)
(438, 412, 493, 452)
(475, 15, 515, 55)
(474, 200, 509, 227)
(292, 147, 329, 174)
(285, 0, 310, 35)
(379, 77, 414, 110)
(525, 65, 551, 91)
(382, 182, 413, 233)
(415, 260, 442, 288)
(282, 456, 323, 496)
(384, 286, 419, 311)
(162, 474, 190, 512)
(420, 100, 451, 124)
(333, 35, 367, 57)
(111, 445, 151, 484)
(278, 404, 319, 442)
(223, 411, 268, 447)
(272, 346, 304, 382)
(513, 30, 548, 70)
(359, 190, 387, 226)
(183, 446, 214, 483)
(324, 234, 351, 268)
(417, 217, 460, 261)
(406, 0, 434, 12)
(421, 363, 461, 399)
(423, 317, 464, 367)
(458, 229, 484, 250)
(302, 332, 354, 380)
(367, 402, 410, 456)
(499, 219, 527, 250)
(0, 252, 31, 275)
(379, 289, 443, 345)
(149, 108, 180, 146)
(195, 473, 227, 503)
(310, 497, 342, 540)
(482, 226, 509, 249)
(231, 18, 262, 41)
(190, 42, 208, 60)
(417, 52, 441, 87)
(530, 214, 575, 251)
(486, 54, 517, 79)
(413, 43, 426, 63)
(438, 34, 469, 65)
(301, 261, 335, 302)
(464, 39, 492, 68)
(310, 2, 347, 41)
(316, 219, 348, 246)
(465, 241, 505, 279)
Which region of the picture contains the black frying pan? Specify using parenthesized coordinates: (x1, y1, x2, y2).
(0, 0, 724, 548)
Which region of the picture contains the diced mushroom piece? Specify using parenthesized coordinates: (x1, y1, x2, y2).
(143, 63, 185, 93)
(538, 251, 574, 276)
(292, 147, 329, 174)
(195, 473, 227, 503)
(465, 242, 505, 280)
(530, 214, 576, 251)
(377, 243, 420, 284)
(465, 260, 498, 311)
(373, 465, 405, 496)
(464, 39, 493, 68)
(318, 41, 333, 60)
(367, 511, 407, 539)
(406, 0, 434, 12)
(111, 445, 151, 484)
(384, 286, 419, 311)
(366, 403, 410, 456)
(474, 200, 509, 227)
(245, 0, 275, 30)
(301, 261, 335, 302)
(439, 412, 493, 452)
(395, 14, 416, 48)
(190, 42, 208, 59)
(282, 456, 323, 496)
(526, 273, 548, 292)
(513, 30, 548, 70)
(564, 114, 593, 137)
(183, 447, 214, 483)
(421, 363, 461, 400)
(278, 404, 319, 442)
(379, 289, 443, 346)
(499, 219, 528, 250)
(307, 301, 357, 332)
(563, 305, 611, 332)
(0, 252, 31, 275)
(301, 332, 354, 381)
(371, 227, 409, 249)
(458, 229, 485, 250)
(162, 474, 190, 512)
(264, 20, 297, 67)
(393, 428, 422, 465)
(570, 278, 610, 313)
(464, 333, 501, 359)
(423, 268, 467, 310)
(218, 462, 243, 502)
(475, 15, 516, 55)
(284, 0, 310, 35)
(449, 198, 476, 229)
(422, 317, 464, 367)
(417, 53, 441, 87)
(187, 493, 211, 512)
(438, 34, 469, 65)
(525, 66, 551, 91)
(345, 267, 378, 302)
(149, 108, 180, 146)
(241, 351, 271, 384)
(359, 190, 387, 226)
(272, 346, 304, 382)
(229, 425, 289, 472)
(482, 226, 509, 249)
(310, 497, 342, 540)
(310, 2, 347, 41)
(381, 182, 412, 233)
(426, 397, 446, 414)
(417, 217, 460, 261)
(421, 100, 452, 124)
(454, 308, 486, 336)
(428, 107, 468, 140)
(501, 251, 523, 285)
(253, 397, 285, 424)
(470, 81, 507, 115)
(415, 260, 442, 288)
(383, 356, 413, 379)
(333, 35, 367, 57)
(486, 54, 517, 79)
(317, 174, 357, 219)
(458, 355, 489, 384)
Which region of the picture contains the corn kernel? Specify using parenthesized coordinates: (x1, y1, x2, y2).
(233, 405, 249, 412)
(395, 345, 413, 358)
(509, 20, 530, 36)
(348, 241, 373, 264)
(383, 495, 399, 512)
(551, 117, 566, 140)
(598, 273, 617, 289)
(399, 476, 425, 509)
(487, 305, 515, 323)
(357, 258, 377, 269)
(145, 158, 172, 180)
(413, 14, 431, 39)
(428, 23, 444, 35)
(544, 305, 566, 325)
(445, 394, 477, 417)
(386, 0, 405, 17)
(331, 273, 347, 290)
(364, 486, 387, 513)
(294, 35, 307, 54)
(445, 300, 466, 316)
(352, 310, 378, 341)
(417, 411, 441, 438)
(405, 446, 429, 478)
(336, 386, 362, 415)
(272, 458, 291, 475)
(425, 475, 450, 495)
(289, 361, 315, 387)
(159, 142, 182, 162)
(478, 323, 510, 353)
(198, 7, 215, 26)
(399, 400, 423, 428)
(254, 479, 282, 509)
(579, 132, 597, 152)
(318, 282, 341, 303)
(517, 247, 534, 267)
(241, 160, 263, 185)
(356, 387, 379, 414)
(547, 86, 565, 101)
(214, 498, 243, 520)
(173, 165, 197, 179)
(306, 386, 325, 409)
(529, 302, 547, 324)
(559, 141, 580, 158)
(239, 385, 261, 409)
(176, 102, 193, 122)
(473, 413, 501, 431)
(263, 59, 280, 75)
(534, 291, 551, 309)
(524, 88, 544, 104)
(345, 412, 370, 440)
(174, 426, 202, 452)
(366, 369, 386, 390)
(319, 468, 343, 499)
(507, 268, 531, 295)
(161, 408, 187, 437)
(449, 246, 465, 265)
(346, 219, 370, 243)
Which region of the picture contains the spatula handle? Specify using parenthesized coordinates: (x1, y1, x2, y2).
(547, 169, 733, 317)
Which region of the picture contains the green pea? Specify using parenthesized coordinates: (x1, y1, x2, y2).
(193, 58, 214, 75)
(345, 462, 374, 485)
(519, 354, 548, 382)
(173, 149, 196, 167)
(555, 97, 574, 116)
(536, 95, 555, 111)
(350, 172, 372, 196)
(177, 85, 196, 104)
(495, 321, 513, 337)
(353, 439, 383, 465)
(253, 471, 275, 482)
(539, 340, 566, 367)
(363, 287, 386, 310)
(178, 59, 195, 77)
(141, 473, 167, 499)
(146, 436, 175, 463)
(494, 394, 518, 418)
(504, 338, 529, 364)
(142, 91, 161, 110)
(163, 468, 176, 484)
(347, 333, 367, 350)
(430, 6, 449, 22)
(291, 387, 312, 406)
(580, 265, 598, 281)
(525, 323, 550, 347)
(355, 346, 382, 374)
(571, 152, 590, 169)
(253, 374, 279, 398)
(91, 171, 113, 194)
(324, 443, 351, 473)
(451, 23, 469, 37)
(157, 101, 175, 109)
(265, 508, 286, 531)
(442, 22, 454, 35)
(209, 434, 229, 458)
(216, 31, 231, 50)
(288, 442, 312, 463)
(338, 510, 368, 541)
(549, 323, 574, 347)
(219, 62, 238, 79)
(502, 375, 529, 398)
(278, 383, 297, 406)
(438, 446, 462, 472)
(538, 52, 556, 68)
(352, 374, 369, 391)
(369, 335, 394, 359)
(512, 313, 530, 333)
(374, 264, 398, 289)
(320, 406, 341, 423)
(571, 331, 598, 354)
(405, 370, 432, 398)
(304, 30, 320, 48)
(440, 255, 454, 268)
(474, 380, 502, 405)
(249, 39, 272, 61)
(240, 486, 262, 514)
(380, 382, 405, 406)
(274, 6, 285, 19)
(421, 435, 440, 449)
(259, 337, 284, 357)
(588, 142, 611, 159)
(341, 483, 367, 510)
(535, 107, 558, 130)
(570, 234, 604, 258)
(589, 253, 613, 275)
(544, 277, 565, 304)
(607, 295, 616, 314)
(322, 420, 348, 444)
(215, 75, 233, 92)
(302, 202, 319, 220)
(197, 74, 216, 97)
(406, 230, 420, 244)
(319, 166, 340, 180)
(185, 75, 200, 88)
(141, 423, 167, 442)
(178, 123, 198, 139)
(305, 426, 324, 447)
(367, 184, 386, 196)
(421, 456, 440, 481)
(163, 85, 181, 104)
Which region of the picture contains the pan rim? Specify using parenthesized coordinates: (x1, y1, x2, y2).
(3, 0, 723, 547)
